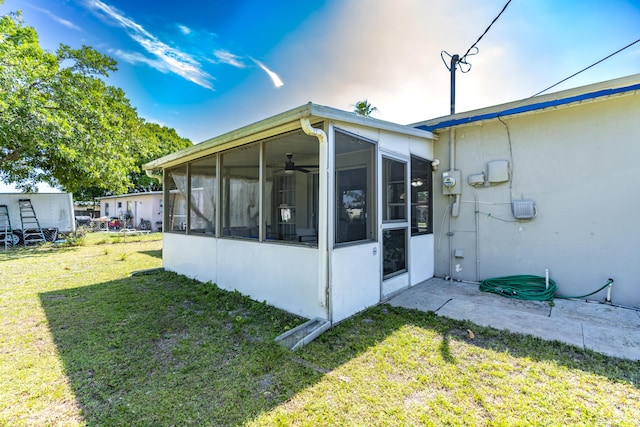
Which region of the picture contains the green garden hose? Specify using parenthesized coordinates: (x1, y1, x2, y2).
(479, 275, 614, 302)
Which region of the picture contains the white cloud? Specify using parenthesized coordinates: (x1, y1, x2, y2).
(251, 58, 284, 88)
(108, 49, 168, 72)
(177, 24, 191, 35)
(214, 50, 246, 68)
(84, 0, 214, 90)
(28, 5, 83, 32)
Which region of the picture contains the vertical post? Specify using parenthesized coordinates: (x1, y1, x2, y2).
(258, 142, 264, 241)
(450, 54, 459, 115)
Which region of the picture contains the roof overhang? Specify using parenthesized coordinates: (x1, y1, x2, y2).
(414, 73, 640, 132)
(144, 102, 435, 171)
(95, 191, 163, 200)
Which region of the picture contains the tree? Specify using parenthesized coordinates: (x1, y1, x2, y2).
(353, 99, 378, 117)
(127, 121, 192, 192)
(72, 120, 191, 200)
(0, 9, 191, 195)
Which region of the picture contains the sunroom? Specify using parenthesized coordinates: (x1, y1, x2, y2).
(144, 103, 435, 324)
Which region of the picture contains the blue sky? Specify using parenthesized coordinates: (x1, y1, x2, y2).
(1, 0, 639, 191)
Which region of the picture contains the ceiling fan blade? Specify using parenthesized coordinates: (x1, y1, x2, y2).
(296, 167, 311, 173)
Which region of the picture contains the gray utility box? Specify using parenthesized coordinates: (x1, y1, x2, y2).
(511, 199, 536, 219)
(442, 170, 462, 195)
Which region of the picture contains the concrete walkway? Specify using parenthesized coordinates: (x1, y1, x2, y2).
(387, 278, 640, 361)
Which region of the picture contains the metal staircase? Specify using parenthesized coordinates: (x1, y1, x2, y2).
(0, 204, 16, 250)
(18, 199, 46, 245)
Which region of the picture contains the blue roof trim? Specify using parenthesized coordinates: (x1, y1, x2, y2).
(416, 83, 640, 132)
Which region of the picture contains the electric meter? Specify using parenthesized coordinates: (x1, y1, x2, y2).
(442, 170, 462, 195)
(443, 176, 456, 188)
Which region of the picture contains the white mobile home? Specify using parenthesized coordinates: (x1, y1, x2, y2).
(0, 193, 75, 244)
(144, 103, 436, 323)
(414, 74, 640, 309)
(97, 192, 163, 231)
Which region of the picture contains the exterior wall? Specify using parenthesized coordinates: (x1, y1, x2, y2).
(157, 115, 434, 323)
(378, 129, 436, 292)
(410, 233, 435, 286)
(163, 233, 326, 319)
(432, 93, 640, 308)
(99, 193, 163, 230)
(331, 241, 380, 323)
(328, 122, 435, 322)
(0, 193, 75, 232)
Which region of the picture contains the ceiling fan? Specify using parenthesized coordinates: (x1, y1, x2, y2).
(283, 153, 318, 174)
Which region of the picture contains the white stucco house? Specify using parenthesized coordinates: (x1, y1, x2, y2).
(144, 103, 436, 323)
(97, 191, 163, 231)
(144, 73, 640, 328)
(414, 73, 640, 309)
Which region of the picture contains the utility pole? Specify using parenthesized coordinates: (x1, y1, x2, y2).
(449, 54, 459, 115)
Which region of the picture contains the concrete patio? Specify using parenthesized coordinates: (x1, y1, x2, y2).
(387, 278, 640, 361)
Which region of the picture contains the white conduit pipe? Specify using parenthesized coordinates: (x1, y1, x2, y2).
(545, 269, 549, 290)
(448, 128, 457, 280)
(300, 118, 329, 309)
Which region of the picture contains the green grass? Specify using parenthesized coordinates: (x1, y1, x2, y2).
(1, 235, 639, 426)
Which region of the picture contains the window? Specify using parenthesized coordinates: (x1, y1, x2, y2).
(190, 155, 216, 234)
(410, 156, 433, 235)
(335, 129, 376, 244)
(383, 158, 407, 221)
(162, 128, 320, 242)
(221, 144, 260, 238)
(264, 130, 319, 243)
(166, 165, 188, 232)
(105, 202, 109, 217)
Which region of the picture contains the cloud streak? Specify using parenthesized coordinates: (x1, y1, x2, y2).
(28, 5, 83, 31)
(84, 0, 214, 89)
(214, 50, 246, 68)
(108, 49, 168, 71)
(251, 58, 284, 88)
(177, 24, 191, 35)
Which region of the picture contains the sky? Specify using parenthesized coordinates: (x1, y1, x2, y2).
(1, 0, 639, 192)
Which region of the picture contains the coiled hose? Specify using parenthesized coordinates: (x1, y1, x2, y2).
(479, 275, 614, 302)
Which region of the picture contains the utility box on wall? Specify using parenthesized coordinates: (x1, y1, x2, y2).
(487, 160, 510, 183)
(467, 172, 485, 186)
(511, 199, 536, 219)
(442, 170, 462, 195)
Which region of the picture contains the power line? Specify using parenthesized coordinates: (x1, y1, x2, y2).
(460, 0, 512, 62)
(441, 0, 513, 113)
(441, 0, 513, 71)
(528, 38, 640, 98)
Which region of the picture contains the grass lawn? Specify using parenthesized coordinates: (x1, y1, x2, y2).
(1, 232, 639, 426)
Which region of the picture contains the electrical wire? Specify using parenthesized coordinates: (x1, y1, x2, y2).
(460, 0, 513, 62)
(479, 211, 518, 223)
(529, 38, 640, 98)
(497, 115, 515, 203)
(491, 38, 640, 199)
(441, 0, 512, 72)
